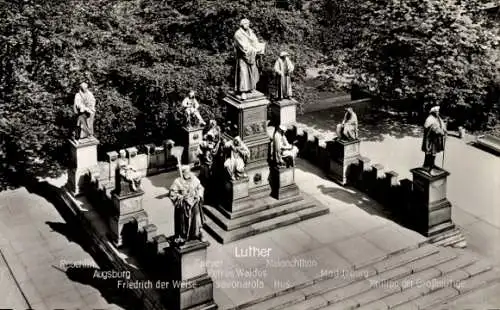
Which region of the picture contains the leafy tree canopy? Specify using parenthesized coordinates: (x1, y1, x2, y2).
(317, 0, 499, 127)
(0, 0, 323, 189)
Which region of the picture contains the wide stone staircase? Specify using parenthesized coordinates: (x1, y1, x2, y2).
(229, 243, 500, 310)
(204, 191, 329, 243)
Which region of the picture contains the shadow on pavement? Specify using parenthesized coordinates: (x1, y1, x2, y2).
(317, 185, 399, 221)
(24, 180, 142, 310)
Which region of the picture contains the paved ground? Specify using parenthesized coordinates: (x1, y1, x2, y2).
(143, 160, 427, 309)
(0, 109, 497, 309)
(0, 187, 122, 310)
(297, 110, 500, 267)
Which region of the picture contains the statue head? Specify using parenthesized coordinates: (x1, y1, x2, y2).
(188, 90, 195, 98)
(345, 106, 353, 114)
(240, 18, 250, 30)
(181, 165, 192, 180)
(209, 119, 217, 128)
(80, 82, 88, 92)
(119, 149, 126, 158)
(278, 124, 287, 133)
(233, 136, 242, 146)
(430, 105, 440, 115)
(279, 51, 289, 59)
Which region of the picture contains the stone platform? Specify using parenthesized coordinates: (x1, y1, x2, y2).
(203, 190, 329, 244)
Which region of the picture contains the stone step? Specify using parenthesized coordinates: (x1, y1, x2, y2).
(280, 296, 328, 310)
(213, 194, 304, 220)
(241, 246, 498, 310)
(204, 204, 329, 244)
(204, 197, 315, 231)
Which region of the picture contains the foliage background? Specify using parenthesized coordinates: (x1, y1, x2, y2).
(0, 0, 498, 189)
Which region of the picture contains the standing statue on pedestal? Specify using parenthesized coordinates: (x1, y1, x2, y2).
(336, 106, 358, 141)
(224, 136, 250, 180)
(234, 18, 266, 100)
(169, 165, 206, 243)
(274, 51, 295, 99)
(421, 105, 446, 172)
(273, 125, 298, 167)
(73, 82, 96, 140)
(182, 90, 206, 127)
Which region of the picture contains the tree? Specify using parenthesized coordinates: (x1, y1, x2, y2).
(0, 0, 323, 190)
(319, 0, 499, 128)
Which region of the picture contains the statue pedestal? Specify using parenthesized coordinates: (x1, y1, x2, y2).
(328, 139, 361, 185)
(223, 177, 250, 213)
(228, 177, 250, 201)
(410, 167, 466, 248)
(223, 92, 271, 192)
(109, 189, 148, 247)
(67, 137, 100, 196)
(182, 126, 204, 165)
(168, 240, 216, 310)
(270, 98, 297, 127)
(270, 166, 299, 200)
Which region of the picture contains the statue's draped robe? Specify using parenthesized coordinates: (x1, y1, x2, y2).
(224, 142, 250, 179)
(273, 130, 298, 166)
(169, 176, 206, 241)
(234, 28, 260, 93)
(197, 140, 219, 188)
(274, 57, 294, 99)
(336, 112, 359, 140)
(421, 114, 446, 155)
(119, 164, 141, 191)
(74, 90, 96, 138)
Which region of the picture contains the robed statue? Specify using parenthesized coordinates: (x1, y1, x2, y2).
(421, 105, 446, 172)
(119, 164, 142, 192)
(169, 165, 206, 242)
(224, 136, 250, 180)
(274, 51, 295, 99)
(73, 82, 96, 140)
(336, 106, 358, 141)
(273, 125, 299, 168)
(234, 18, 266, 100)
(181, 90, 206, 127)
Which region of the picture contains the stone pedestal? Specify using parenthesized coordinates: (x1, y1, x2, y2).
(410, 167, 466, 248)
(223, 91, 271, 192)
(328, 139, 361, 185)
(109, 189, 148, 247)
(169, 240, 216, 310)
(223, 177, 250, 213)
(270, 166, 299, 200)
(67, 137, 100, 196)
(182, 126, 204, 165)
(270, 98, 297, 127)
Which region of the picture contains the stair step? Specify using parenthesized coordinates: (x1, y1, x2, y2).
(456, 268, 500, 294)
(435, 253, 477, 274)
(216, 193, 304, 220)
(242, 290, 305, 310)
(463, 260, 493, 277)
(372, 244, 439, 273)
(427, 221, 456, 236)
(407, 249, 457, 273)
(412, 287, 458, 309)
(280, 296, 328, 310)
(204, 204, 329, 243)
(205, 197, 315, 231)
(322, 299, 357, 310)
